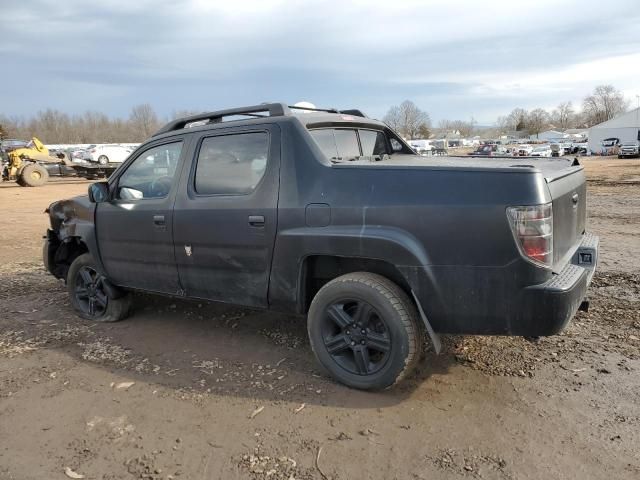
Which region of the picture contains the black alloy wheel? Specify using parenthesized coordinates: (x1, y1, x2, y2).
(321, 299, 391, 376)
(74, 265, 109, 317)
(307, 272, 423, 390)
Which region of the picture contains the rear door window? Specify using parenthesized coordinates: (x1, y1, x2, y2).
(194, 132, 269, 195)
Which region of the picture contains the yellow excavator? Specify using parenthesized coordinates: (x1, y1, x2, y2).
(4, 137, 72, 186)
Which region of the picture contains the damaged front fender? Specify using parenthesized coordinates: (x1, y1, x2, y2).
(45, 195, 103, 279)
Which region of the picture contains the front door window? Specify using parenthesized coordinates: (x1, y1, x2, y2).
(117, 142, 183, 200)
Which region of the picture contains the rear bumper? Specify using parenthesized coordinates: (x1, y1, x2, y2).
(403, 232, 599, 336)
(518, 232, 598, 335)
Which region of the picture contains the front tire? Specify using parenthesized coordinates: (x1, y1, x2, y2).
(67, 253, 131, 322)
(307, 272, 423, 390)
(19, 163, 49, 187)
(98, 155, 109, 165)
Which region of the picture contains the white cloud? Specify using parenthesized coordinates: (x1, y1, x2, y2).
(1, 0, 639, 123)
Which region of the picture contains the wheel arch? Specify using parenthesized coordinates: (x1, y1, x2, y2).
(46, 235, 90, 280)
(269, 225, 434, 314)
(298, 255, 414, 314)
(47, 200, 105, 281)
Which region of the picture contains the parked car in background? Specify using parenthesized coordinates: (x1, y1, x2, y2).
(618, 142, 640, 158)
(468, 144, 510, 156)
(530, 145, 552, 157)
(0, 139, 29, 153)
(87, 144, 133, 164)
(70, 146, 94, 163)
(569, 141, 589, 155)
(550, 142, 572, 157)
(517, 144, 534, 156)
(408, 139, 433, 155)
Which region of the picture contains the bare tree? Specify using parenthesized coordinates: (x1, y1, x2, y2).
(436, 119, 475, 137)
(383, 100, 431, 139)
(552, 102, 575, 130)
(437, 119, 453, 131)
(451, 119, 476, 137)
(527, 108, 551, 138)
(507, 108, 529, 132)
(129, 103, 160, 139)
(495, 115, 510, 133)
(582, 85, 629, 126)
(417, 124, 431, 139)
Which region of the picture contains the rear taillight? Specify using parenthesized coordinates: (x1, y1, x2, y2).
(507, 203, 553, 268)
(90, 149, 96, 153)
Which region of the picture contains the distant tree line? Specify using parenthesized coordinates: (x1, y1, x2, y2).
(0, 84, 631, 144)
(0, 104, 197, 144)
(495, 84, 629, 138)
(383, 84, 630, 140)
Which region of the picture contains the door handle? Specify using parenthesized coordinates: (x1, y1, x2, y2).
(153, 215, 166, 226)
(248, 215, 265, 227)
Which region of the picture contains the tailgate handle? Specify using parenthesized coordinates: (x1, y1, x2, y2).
(248, 215, 265, 227)
(571, 193, 579, 206)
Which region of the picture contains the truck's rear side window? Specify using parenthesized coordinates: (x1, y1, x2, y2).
(310, 128, 388, 160)
(359, 130, 387, 155)
(195, 132, 269, 195)
(310, 129, 360, 160)
(310, 129, 338, 158)
(333, 130, 360, 158)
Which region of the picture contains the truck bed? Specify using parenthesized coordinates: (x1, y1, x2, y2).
(334, 154, 581, 180)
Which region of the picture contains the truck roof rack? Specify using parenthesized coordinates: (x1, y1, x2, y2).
(153, 103, 368, 136)
(153, 103, 290, 136)
(338, 109, 366, 118)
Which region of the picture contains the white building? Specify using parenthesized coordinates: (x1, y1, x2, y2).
(530, 130, 564, 141)
(588, 108, 640, 153)
(563, 128, 588, 139)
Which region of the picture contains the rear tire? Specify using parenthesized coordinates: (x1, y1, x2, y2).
(98, 155, 109, 165)
(19, 164, 49, 187)
(67, 253, 132, 322)
(307, 272, 423, 390)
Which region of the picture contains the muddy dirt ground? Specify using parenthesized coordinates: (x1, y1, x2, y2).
(0, 158, 638, 480)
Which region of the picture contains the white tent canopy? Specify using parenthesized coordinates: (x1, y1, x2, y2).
(588, 108, 640, 153)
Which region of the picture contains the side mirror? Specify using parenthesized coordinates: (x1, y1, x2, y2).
(88, 182, 109, 203)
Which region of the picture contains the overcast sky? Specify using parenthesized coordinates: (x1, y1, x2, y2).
(2, 0, 640, 124)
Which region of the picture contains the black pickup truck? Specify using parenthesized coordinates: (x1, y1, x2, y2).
(44, 103, 599, 390)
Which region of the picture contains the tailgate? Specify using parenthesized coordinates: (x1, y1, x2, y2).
(546, 167, 587, 271)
